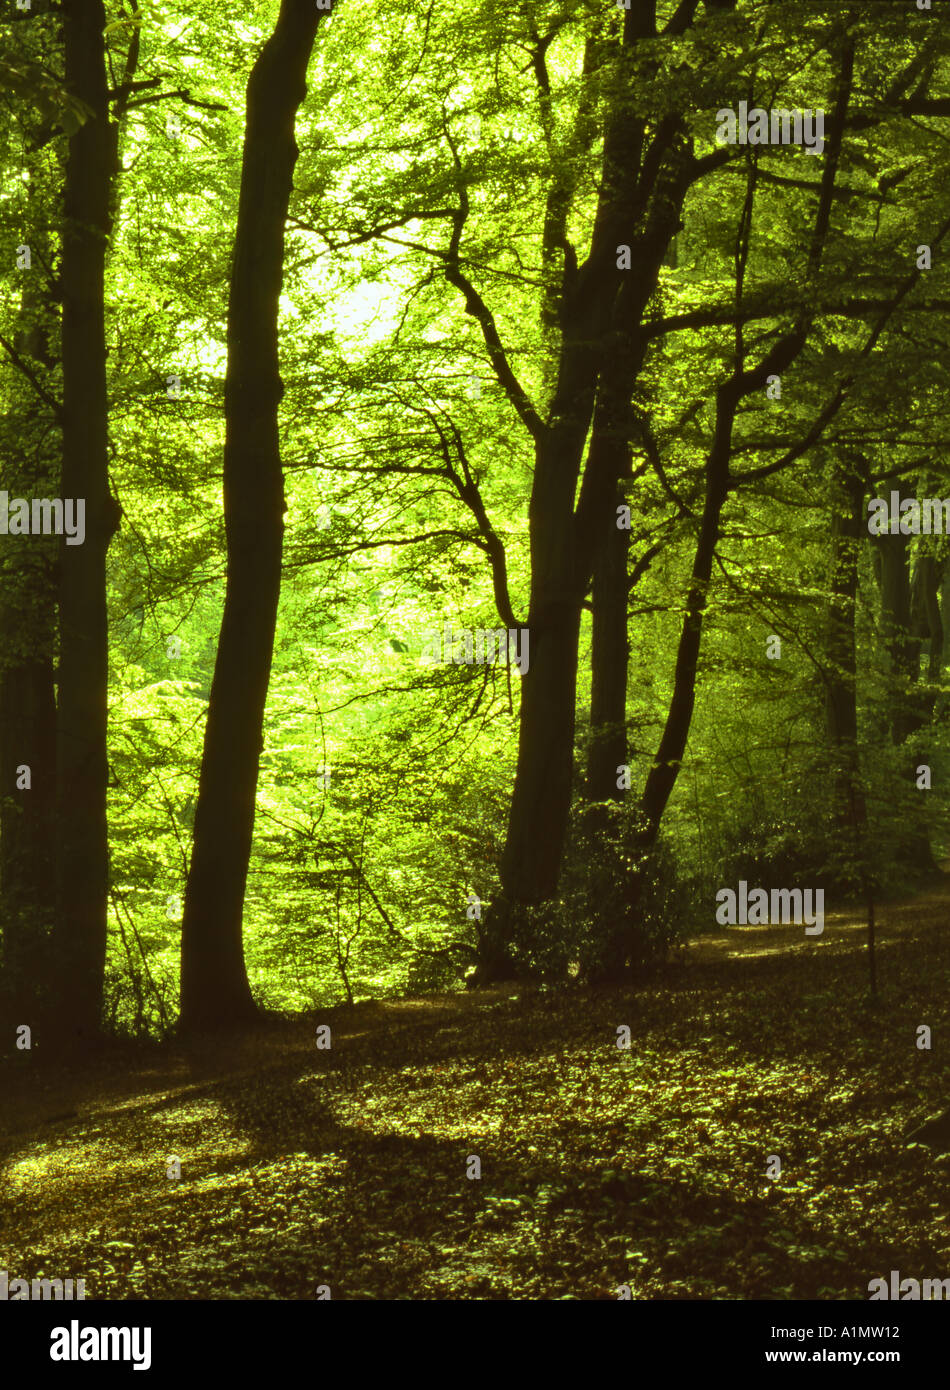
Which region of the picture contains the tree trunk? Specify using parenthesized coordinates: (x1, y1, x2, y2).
(585, 345, 638, 803)
(0, 599, 58, 1023)
(825, 456, 867, 843)
(587, 490, 630, 802)
(874, 522, 936, 872)
(590, 385, 736, 979)
(876, 527, 917, 742)
(179, 0, 325, 1033)
(53, 0, 118, 1043)
(911, 552, 944, 685)
(473, 0, 845, 982)
(0, 20, 60, 1020)
(824, 456, 872, 904)
(476, 114, 694, 980)
(0, 301, 58, 1017)
(499, 591, 585, 904)
(638, 400, 734, 849)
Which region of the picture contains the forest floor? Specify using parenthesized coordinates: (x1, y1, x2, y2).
(3, 879, 950, 1300)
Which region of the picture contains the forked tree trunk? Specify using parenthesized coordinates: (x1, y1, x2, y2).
(467, 5, 708, 988)
(476, 111, 695, 980)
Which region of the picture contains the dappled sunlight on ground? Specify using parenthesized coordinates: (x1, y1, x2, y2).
(2, 891, 949, 1298)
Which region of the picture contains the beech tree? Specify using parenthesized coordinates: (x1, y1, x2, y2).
(179, 0, 330, 1032)
(0, 1, 60, 1023)
(52, 0, 120, 1041)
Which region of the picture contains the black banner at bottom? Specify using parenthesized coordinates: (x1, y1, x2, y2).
(5, 1297, 944, 1376)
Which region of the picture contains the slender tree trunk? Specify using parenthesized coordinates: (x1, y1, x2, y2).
(825, 456, 878, 971)
(585, 353, 636, 803)
(638, 400, 735, 849)
(908, 553, 944, 843)
(877, 528, 917, 742)
(825, 456, 868, 848)
(874, 523, 935, 871)
(910, 553, 944, 686)
(590, 385, 736, 980)
(587, 493, 630, 802)
(53, 0, 118, 1043)
(924, 561, 944, 682)
(180, 0, 325, 1032)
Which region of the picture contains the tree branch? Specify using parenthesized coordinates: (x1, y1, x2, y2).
(0, 333, 62, 419)
(441, 118, 546, 444)
(124, 87, 228, 113)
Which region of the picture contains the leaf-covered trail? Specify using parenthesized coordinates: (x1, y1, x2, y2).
(2, 882, 950, 1299)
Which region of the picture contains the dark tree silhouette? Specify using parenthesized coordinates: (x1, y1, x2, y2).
(180, 0, 329, 1032)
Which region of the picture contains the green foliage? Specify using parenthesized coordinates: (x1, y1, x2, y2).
(567, 805, 692, 980)
(4, 0, 950, 1030)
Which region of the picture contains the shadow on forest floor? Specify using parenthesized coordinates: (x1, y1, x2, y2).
(2, 878, 950, 1298)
